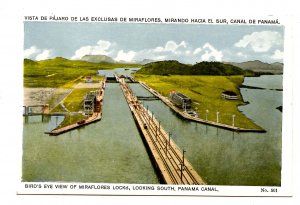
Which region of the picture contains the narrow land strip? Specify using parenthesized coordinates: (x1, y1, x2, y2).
(45, 80, 106, 136)
(118, 76, 206, 185)
(139, 81, 266, 133)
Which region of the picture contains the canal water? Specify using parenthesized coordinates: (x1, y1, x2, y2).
(23, 70, 282, 186)
(239, 75, 283, 132)
(22, 83, 159, 183)
(129, 75, 282, 186)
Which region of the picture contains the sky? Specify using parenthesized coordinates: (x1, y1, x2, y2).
(24, 22, 284, 64)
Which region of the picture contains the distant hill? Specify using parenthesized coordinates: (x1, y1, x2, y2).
(24, 57, 141, 69)
(24, 58, 38, 65)
(191, 61, 245, 75)
(225, 60, 283, 74)
(137, 60, 190, 75)
(25, 57, 105, 68)
(137, 60, 250, 76)
(138, 59, 156, 65)
(81, 54, 115, 63)
(24, 57, 142, 87)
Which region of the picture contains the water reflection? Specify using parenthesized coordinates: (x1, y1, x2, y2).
(47, 115, 64, 132)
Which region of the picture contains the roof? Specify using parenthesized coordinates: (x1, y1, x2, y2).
(171, 91, 190, 100)
(85, 92, 96, 101)
(222, 91, 237, 96)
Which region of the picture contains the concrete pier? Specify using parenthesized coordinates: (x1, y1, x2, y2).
(45, 80, 106, 136)
(139, 82, 266, 133)
(118, 76, 206, 185)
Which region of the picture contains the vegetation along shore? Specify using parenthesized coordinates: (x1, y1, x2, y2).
(24, 57, 281, 130)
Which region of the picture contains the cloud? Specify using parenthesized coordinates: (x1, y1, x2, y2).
(237, 52, 245, 57)
(201, 43, 223, 61)
(193, 48, 202, 55)
(71, 40, 114, 59)
(153, 41, 187, 54)
(135, 40, 222, 62)
(70, 39, 223, 63)
(35, 50, 52, 61)
(115, 50, 136, 62)
(165, 40, 187, 53)
(97, 40, 111, 50)
(271, 49, 283, 60)
(24, 46, 41, 59)
(124, 40, 193, 62)
(155, 55, 167, 61)
(24, 46, 53, 60)
(234, 31, 283, 53)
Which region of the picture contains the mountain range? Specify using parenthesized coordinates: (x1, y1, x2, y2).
(81, 55, 116, 63)
(224, 60, 283, 74)
(81, 55, 283, 74)
(136, 60, 253, 76)
(81, 54, 156, 65)
(26, 55, 283, 75)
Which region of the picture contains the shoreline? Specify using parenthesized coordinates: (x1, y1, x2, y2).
(134, 74, 263, 130)
(139, 81, 265, 132)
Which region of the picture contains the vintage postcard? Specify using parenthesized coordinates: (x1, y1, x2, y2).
(18, 14, 292, 197)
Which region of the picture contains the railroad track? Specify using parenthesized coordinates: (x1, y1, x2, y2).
(118, 78, 205, 185)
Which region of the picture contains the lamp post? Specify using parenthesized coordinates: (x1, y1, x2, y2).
(55, 116, 58, 127)
(158, 121, 160, 133)
(181, 149, 186, 181)
(232, 114, 235, 127)
(206, 109, 209, 121)
(216, 111, 219, 124)
(195, 107, 198, 118)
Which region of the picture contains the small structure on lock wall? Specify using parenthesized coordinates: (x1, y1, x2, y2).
(85, 76, 93, 83)
(221, 91, 238, 100)
(169, 91, 192, 110)
(83, 91, 97, 115)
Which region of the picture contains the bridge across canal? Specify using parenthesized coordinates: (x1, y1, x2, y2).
(23, 104, 50, 116)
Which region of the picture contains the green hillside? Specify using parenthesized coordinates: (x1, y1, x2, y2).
(137, 60, 190, 75)
(134, 74, 262, 129)
(137, 60, 256, 76)
(191, 61, 244, 75)
(24, 57, 140, 88)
